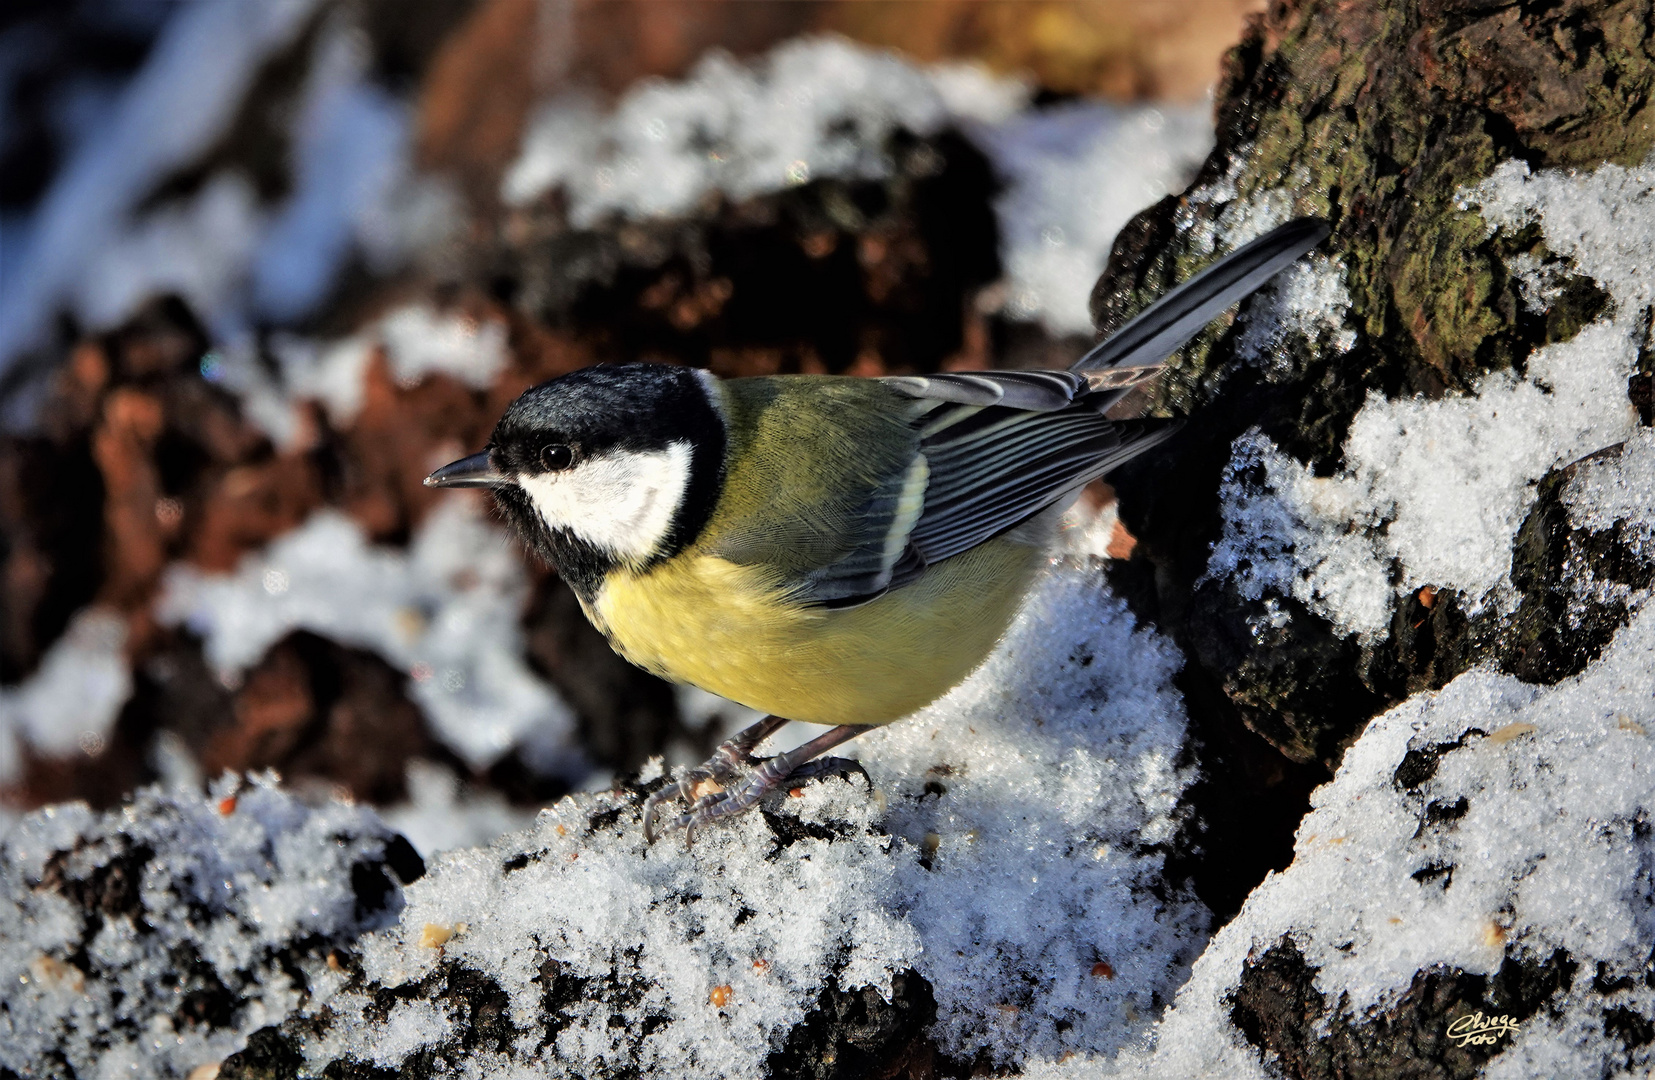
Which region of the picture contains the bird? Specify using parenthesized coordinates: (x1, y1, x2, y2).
(426, 217, 1330, 843)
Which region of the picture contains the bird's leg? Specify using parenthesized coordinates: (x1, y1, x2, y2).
(658, 725, 867, 846)
(642, 715, 788, 843)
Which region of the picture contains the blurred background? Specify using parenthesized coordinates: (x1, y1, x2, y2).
(0, 0, 1261, 855)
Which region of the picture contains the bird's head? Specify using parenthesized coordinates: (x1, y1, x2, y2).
(426, 363, 727, 599)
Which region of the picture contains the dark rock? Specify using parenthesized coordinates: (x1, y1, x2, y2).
(1230, 936, 1577, 1080)
(383, 834, 427, 884)
(1605, 1006, 1655, 1054)
(38, 839, 153, 921)
(202, 631, 443, 805)
(1185, 585, 1388, 766)
(490, 128, 1001, 379)
(0, 289, 676, 814)
(769, 970, 940, 1080)
(1499, 442, 1655, 684)
(219, 1027, 306, 1080)
(0, 422, 104, 685)
(1159, 662, 1327, 924)
(1392, 730, 1483, 793)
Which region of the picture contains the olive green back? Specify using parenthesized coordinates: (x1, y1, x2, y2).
(697, 376, 922, 583)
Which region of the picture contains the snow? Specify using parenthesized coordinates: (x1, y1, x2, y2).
(862, 565, 1202, 1064)
(1202, 429, 1396, 640)
(275, 560, 1204, 1075)
(1558, 428, 1655, 634)
(0, 608, 131, 785)
(0, 775, 413, 1079)
(72, 171, 268, 335)
(1178, 155, 1306, 255)
(0, 2, 457, 396)
(250, 21, 413, 323)
(156, 501, 576, 772)
(373, 999, 454, 1065)
(982, 102, 1211, 336)
(1233, 253, 1358, 378)
(1163, 158, 1363, 376)
(1566, 426, 1655, 538)
(263, 302, 510, 434)
(1203, 158, 1650, 639)
(198, 301, 509, 450)
(373, 304, 510, 391)
(502, 37, 1029, 224)
(1031, 593, 1655, 1079)
(1466, 157, 1655, 313)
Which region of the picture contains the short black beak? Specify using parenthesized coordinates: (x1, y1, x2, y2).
(425, 450, 507, 488)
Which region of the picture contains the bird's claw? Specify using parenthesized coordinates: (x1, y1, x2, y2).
(640, 720, 866, 847)
(648, 764, 780, 848)
(642, 715, 790, 844)
(643, 772, 722, 844)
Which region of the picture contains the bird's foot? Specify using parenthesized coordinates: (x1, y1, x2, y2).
(662, 755, 871, 846)
(642, 723, 864, 846)
(642, 715, 787, 844)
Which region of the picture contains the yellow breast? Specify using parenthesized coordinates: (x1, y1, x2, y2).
(588, 538, 1047, 727)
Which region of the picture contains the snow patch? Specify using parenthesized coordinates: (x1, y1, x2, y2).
(1465, 156, 1655, 313)
(1202, 431, 1393, 639)
(1203, 157, 1650, 639)
(984, 102, 1212, 337)
(502, 36, 1208, 339)
(156, 501, 573, 772)
(1035, 597, 1655, 1079)
(1566, 426, 1655, 539)
(0, 775, 411, 1078)
(503, 37, 1026, 225)
(865, 565, 1202, 1064)
(209, 303, 509, 446)
(285, 304, 508, 428)
(251, 21, 413, 322)
(0, 609, 131, 785)
(1234, 253, 1358, 377)
(72, 171, 267, 334)
(0, 0, 320, 372)
(0, 3, 457, 388)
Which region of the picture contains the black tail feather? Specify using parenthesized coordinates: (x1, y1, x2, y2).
(1071, 217, 1331, 374)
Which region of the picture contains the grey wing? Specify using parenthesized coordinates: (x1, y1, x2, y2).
(882, 371, 1179, 569)
(799, 218, 1327, 606)
(793, 370, 1105, 606)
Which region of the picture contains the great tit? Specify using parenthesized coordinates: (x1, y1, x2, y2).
(427, 218, 1330, 842)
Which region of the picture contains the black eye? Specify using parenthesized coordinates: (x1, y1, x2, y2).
(539, 444, 575, 471)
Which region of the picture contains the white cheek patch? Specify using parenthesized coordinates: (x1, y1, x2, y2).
(517, 442, 693, 564)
